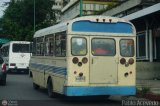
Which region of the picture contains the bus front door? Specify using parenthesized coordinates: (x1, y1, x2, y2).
(89, 37, 118, 84)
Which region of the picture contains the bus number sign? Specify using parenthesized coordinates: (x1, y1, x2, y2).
(75, 76, 85, 82)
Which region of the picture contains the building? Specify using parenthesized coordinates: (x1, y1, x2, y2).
(61, 0, 124, 22)
(51, 0, 71, 23)
(102, 0, 160, 80)
(51, 0, 64, 23)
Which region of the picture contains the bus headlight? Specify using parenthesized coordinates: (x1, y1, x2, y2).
(120, 58, 126, 65)
(72, 57, 79, 64)
(128, 58, 134, 65)
(82, 57, 88, 64)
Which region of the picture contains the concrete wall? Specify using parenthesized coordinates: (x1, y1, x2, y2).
(61, 2, 79, 22)
(136, 62, 160, 80)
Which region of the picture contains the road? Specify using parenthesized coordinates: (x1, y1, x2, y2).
(0, 74, 122, 106)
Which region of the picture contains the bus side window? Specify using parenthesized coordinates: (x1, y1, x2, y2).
(40, 43, 44, 55)
(55, 32, 66, 57)
(32, 39, 36, 56)
(36, 37, 44, 56)
(45, 36, 54, 56)
(45, 37, 49, 56)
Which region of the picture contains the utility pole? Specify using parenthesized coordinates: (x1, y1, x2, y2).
(34, 0, 35, 33)
(80, 0, 83, 16)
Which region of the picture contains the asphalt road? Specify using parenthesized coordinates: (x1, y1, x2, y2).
(0, 74, 122, 106)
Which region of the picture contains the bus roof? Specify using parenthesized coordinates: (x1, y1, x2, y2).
(34, 16, 134, 38)
(34, 22, 68, 38)
(1, 41, 30, 48)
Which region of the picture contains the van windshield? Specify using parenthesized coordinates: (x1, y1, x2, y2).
(12, 44, 30, 53)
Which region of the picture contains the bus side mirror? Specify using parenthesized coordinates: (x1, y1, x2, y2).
(0, 57, 4, 64)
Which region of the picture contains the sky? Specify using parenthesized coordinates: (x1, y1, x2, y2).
(0, 0, 10, 18)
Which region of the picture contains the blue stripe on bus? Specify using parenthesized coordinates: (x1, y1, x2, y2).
(72, 21, 133, 33)
(64, 86, 136, 96)
(30, 63, 67, 75)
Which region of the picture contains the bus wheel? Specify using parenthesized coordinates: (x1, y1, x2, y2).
(47, 79, 53, 98)
(0, 79, 6, 86)
(33, 83, 39, 90)
(29, 72, 33, 78)
(105, 95, 110, 99)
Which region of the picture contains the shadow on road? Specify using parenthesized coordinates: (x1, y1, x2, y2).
(7, 71, 29, 75)
(34, 88, 121, 105)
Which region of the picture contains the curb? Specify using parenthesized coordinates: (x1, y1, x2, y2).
(136, 92, 160, 101)
(145, 93, 160, 101)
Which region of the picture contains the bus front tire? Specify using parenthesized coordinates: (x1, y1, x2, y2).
(47, 79, 54, 98)
(33, 83, 39, 90)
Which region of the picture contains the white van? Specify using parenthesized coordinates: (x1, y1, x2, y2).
(1, 41, 31, 73)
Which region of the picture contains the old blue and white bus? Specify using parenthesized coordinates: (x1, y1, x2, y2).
(30, 16, 136, 97)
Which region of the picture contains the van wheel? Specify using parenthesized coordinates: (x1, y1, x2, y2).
(33, 83, 39, 90)
(47, 79, 54, 98)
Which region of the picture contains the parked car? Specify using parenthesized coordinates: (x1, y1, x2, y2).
(0, 57, 7, 85)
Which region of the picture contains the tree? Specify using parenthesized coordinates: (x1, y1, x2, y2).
(0, 0, 55, 41)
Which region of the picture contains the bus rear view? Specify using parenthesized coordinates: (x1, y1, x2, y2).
(64, 16, 136, 96)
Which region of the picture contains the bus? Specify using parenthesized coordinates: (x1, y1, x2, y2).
(30, 16, 136, 97)
(1, 41, 31, 73)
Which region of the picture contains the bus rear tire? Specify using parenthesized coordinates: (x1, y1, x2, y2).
(47, 79, 54, 98)
(33, 83, 39, 90)
(0, 79, 6, 86)
(29, 71, 33, 78)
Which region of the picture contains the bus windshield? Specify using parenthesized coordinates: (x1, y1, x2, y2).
(12, 43, 30, 53)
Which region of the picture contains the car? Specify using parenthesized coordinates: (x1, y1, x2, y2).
(0, 57, 7, 85)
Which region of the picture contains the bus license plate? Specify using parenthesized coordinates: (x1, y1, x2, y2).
(75, 76, 85, 81)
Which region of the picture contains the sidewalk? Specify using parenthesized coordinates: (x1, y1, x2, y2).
(136, 80, 160, 100)
(137, 80, 160, 94)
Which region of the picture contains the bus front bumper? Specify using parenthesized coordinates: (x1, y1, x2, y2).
(64, 86, 136, 96)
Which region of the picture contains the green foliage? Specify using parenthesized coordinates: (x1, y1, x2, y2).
(137, 87, 151, 97)
(141, 87, 150, 96)
(0, 0, 55, 41)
